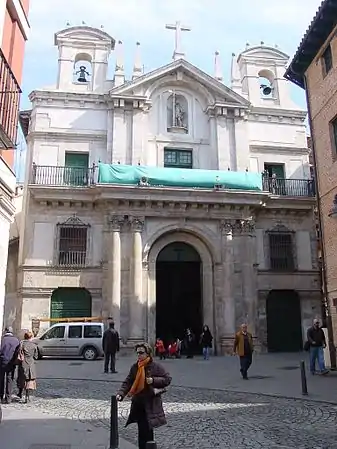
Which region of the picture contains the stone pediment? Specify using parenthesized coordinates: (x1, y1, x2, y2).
(54, 26, 115, 49)
(239, 45, 289, 63)
(109, 59, 250, 107)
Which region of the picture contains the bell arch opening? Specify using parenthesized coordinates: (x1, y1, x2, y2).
(155, 241, 203, 348)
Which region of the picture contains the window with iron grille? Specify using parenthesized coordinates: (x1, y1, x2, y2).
(56, 215, 90, 267)
(164, 149, 192, 168)
(268, 232, 295, 271)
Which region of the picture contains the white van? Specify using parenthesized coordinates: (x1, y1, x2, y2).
(33, 322, 104, 361)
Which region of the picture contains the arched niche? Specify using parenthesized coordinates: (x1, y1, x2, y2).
(167, 93, 188, 132)
(73, 52, 92, 84)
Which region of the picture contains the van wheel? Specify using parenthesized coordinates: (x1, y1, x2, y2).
(83, 346, 98, 361)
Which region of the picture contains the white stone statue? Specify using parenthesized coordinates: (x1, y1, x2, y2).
(174, 101, 185, 128)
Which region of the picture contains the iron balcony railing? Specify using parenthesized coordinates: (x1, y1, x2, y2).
(29, 164, 316, 198)
(262, 176, 315, 197)
(30, 163, 96, 186)
(0, 48, 21, 148)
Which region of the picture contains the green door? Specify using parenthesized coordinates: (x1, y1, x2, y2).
(264, 164, 285, 178)
(64, 153, 89, 186)
(51, 287, 92, 320)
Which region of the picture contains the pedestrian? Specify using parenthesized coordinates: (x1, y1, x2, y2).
(200, 325, 213, 360)
(307, 319, 329, 375)
(17, 331, 38, 403)
(116, 342, 171, 449)
(0, 326, 19, 404)
(155, 338, 166, 360)
(102, 320, 120, 373)
(233, 323, 254, 380)
(184, 328, 195, 359)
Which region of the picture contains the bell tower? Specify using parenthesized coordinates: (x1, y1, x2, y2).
(234, 44, 296, 109)
(54, 26, 115, 93)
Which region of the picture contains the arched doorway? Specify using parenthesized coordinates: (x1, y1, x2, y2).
(156, 242, 202, 345)
(266, 290, 302, 352)
(50, 287, 92, 320)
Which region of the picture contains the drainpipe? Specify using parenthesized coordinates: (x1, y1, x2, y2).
(303, 74, 336, 369)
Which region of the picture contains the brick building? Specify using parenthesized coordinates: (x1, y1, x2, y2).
(0, 0, 30, 334)
(285, 0, 337, 346)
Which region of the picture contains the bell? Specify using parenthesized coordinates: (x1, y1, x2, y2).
(77, 66, 88, 83)
(78, 74, 87, 82)
(261, 84, 272, 96)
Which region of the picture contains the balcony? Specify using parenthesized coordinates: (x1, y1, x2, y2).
(29, 164, 316, 198)
(0, 49, 21, 149)
(30, 164, 96, 187)
(262, 176, 315, 198)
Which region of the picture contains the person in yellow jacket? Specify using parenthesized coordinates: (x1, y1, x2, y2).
(233, 324, 254, 380)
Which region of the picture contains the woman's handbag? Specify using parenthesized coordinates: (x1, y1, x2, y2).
(16, 343, 24, 363)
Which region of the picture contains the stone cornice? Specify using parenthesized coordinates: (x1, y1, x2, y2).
(29, 90, 107, 104)
(249, 106, 307, 121)
(250, 145, 309, 155)
(28, 130, 106, 142)
(27, 184, 314, 219)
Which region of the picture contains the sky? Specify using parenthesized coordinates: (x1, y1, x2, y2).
(15, 0, 323, 176)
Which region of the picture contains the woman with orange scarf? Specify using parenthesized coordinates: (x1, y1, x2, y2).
(116, 342, 172, 449)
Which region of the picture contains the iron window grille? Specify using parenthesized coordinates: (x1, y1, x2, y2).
(267, 227, 295, 272)
(55, 215, 91, 267)
(164, 149, 193, 168)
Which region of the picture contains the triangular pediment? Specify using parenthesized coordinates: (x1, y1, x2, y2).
(109, 59, 250, 107)
(54, 26, 115, 48)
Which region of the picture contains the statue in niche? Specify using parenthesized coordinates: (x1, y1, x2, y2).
(174, 101, 185, 128)
(167, 94, 188, 132)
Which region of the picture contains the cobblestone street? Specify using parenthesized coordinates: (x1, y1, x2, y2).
(4, 355, 337, 449)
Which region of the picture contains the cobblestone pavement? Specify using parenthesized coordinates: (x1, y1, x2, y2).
(5, 378, 337, 449)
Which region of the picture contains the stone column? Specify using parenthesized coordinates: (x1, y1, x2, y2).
(219, 220, 236, 354)
(236, 219, 258, 336)
(110, 217, 122, 330)
(129, 217, 145, 342)
(102, 215, 123, 331)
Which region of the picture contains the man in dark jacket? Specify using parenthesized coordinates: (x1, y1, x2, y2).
(102, 321, 120, 373)
(0, 327, 19, 403)
(307, 319, 329, 375)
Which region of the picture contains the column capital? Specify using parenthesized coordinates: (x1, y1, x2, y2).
(220, 220, 234, 235)
(219, 219, 255, 235)
(130, 217, 145, 232)
(108, 215, 125, 231)
(233, 219, 255, 235)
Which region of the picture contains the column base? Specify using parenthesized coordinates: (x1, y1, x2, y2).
(220, 336, 235, 355)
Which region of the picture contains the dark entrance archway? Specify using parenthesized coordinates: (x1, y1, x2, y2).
(266, 289, 302, 352)
(156, 242, 202, 346)
(50, 287, 92, 320)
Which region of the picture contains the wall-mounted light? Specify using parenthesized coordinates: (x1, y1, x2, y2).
(328, 194, 337, 218)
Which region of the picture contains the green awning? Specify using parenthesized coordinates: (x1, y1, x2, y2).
(98, 163, 263, 191)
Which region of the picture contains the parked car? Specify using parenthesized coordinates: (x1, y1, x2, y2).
(33, 322, 104, 361)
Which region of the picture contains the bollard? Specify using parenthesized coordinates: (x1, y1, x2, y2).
(146, 442, 157, 449)
(109, 395, 119, 449)
(300, 360, 308, 396)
